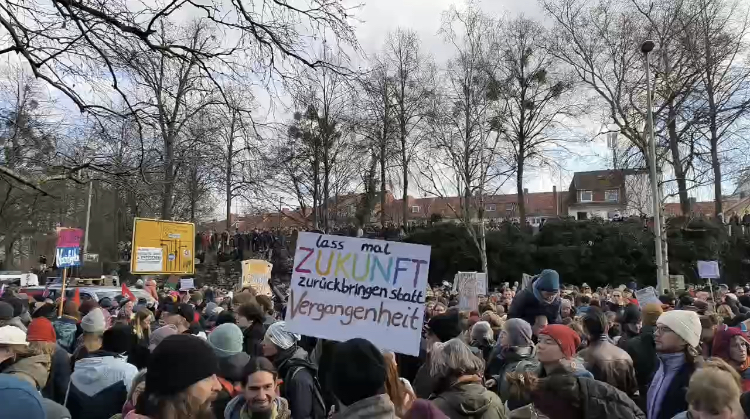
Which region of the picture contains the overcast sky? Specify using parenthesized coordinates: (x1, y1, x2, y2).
(349, 0, 612, 195)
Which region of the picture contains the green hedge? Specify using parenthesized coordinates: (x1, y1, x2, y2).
(403, 217, 750, 289)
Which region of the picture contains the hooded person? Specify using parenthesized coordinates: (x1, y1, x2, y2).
(413, 311, 463, 399)
(27, 317, 71, 404)
(711, 325, 750, 391)
(52, 300, 81, 353)
(469, 321, 495, 362)
(225, 357, 292, 419)
(261, 321, 326, 419)
(65, 324, 139, 419)
(428, 338, 509, 419)
(616, 304, 642, 348)
(646, 310, 702, 419)
(144, 279, 158, 301)
(207, 323, 248, 418)
(135, 335, 222, 419)
(328, 338, 396, 419)
(508, 269, 562, 328)
(0, 373, 73, 419)
(485, 318, 539, 411)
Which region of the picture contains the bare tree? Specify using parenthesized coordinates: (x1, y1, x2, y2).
(417, 5, 510, 273)
(383, 29, 436, 227)
(688, 0, 750, 215)
(115, 22, 222, 220)
(495, 16, 582, 226)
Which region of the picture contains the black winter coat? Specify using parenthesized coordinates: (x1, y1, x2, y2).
(507, 283, 561, 326)
(649, 363, 696, 419)
(243, 322, 265, 357)
(624, 325, 658, 412)
(532, 376, 645, 419)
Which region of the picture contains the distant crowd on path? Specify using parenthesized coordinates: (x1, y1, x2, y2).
(3, 271, 750, 419)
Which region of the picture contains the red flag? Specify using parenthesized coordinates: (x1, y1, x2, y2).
(121, 283, 137, 302)
(73, 288, 80, 307)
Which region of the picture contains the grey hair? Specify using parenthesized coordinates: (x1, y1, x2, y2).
(430, 338, 484, 381)
(471, 321, 493, 342)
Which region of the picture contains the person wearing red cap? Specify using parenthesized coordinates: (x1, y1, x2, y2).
(537, 324, 593, 379)
(27, 318, 70, 404)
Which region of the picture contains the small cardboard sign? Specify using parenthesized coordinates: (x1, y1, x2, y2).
(635, 286, 661, 308)
(697, 260, 720, 279)
(180, 278, 195, 291)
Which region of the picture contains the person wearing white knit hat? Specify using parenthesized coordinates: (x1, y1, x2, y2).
(648, 310, 702, 419)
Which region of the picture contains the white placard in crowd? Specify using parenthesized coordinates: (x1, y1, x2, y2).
(457, 272, 479, 311)
(635, 286, 661, 308)
(476, 273, 488, 296)
(134, 247, 163, 272)
(285, 232, 431, 356)
(697, 260, 720, 279)
(180, 278, 195, 291)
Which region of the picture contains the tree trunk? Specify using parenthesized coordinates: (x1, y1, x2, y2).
(401, 144, 408, 228)
(161, 133, 175, 220)
(380, 139, 387, 228)
(226, 139, 233, 232)
(667, 105, 690, 215)
(517, 153, 526, 225)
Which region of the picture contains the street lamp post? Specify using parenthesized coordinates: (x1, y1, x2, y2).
(642, 40, 665, 292)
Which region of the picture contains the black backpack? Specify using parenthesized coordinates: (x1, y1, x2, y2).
(282, 362, 327, 419)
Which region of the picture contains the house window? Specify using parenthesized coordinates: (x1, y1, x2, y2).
(579, 190, 593, 202)
(605, 189, 619, 202)
(485, 204, 497, 212)
(411, 206, 420, 213)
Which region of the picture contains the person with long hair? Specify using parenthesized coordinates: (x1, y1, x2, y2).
(129, 308, 154, 369)
(27, 317, 70, 404)
(135, 335, 221, 419)
(383, 351, 415, 417)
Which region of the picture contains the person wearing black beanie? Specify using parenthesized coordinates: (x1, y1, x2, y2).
(329, 338, 394, 418)
(136, 334, 221, 418)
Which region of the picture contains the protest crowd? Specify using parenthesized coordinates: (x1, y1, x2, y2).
(3, 265, 750, 419)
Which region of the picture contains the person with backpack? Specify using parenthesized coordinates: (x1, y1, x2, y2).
(485, 319, 539, 411)
(262, 322, 326, 419)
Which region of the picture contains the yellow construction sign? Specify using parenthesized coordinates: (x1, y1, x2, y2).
(130, 218, 195, 275)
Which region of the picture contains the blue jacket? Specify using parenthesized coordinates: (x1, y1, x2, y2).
(65, 352, 138, 419)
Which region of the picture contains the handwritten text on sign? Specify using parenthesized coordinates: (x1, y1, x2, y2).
(284, 232, 431, 356)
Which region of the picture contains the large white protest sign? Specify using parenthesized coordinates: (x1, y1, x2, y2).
(285, 232, 430, 356)
(457, 272, 479, 311)
(134, 247, 163, 273)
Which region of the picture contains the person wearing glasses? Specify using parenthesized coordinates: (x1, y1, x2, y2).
(647, 310, 702, 419)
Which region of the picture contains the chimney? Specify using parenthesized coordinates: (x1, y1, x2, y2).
(553, 185, 558, 215)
